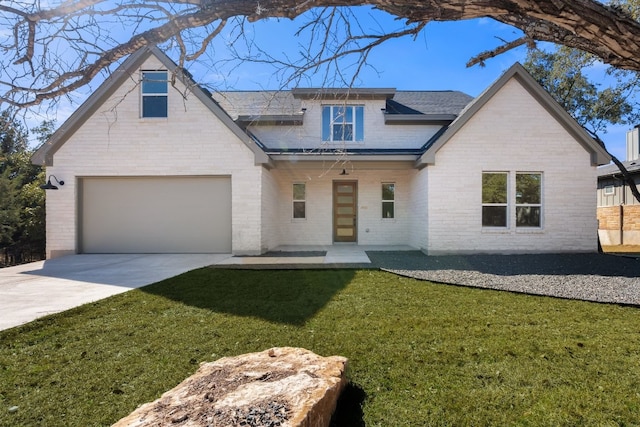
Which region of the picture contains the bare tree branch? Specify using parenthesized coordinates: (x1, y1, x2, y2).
(467, 37, 535, 68)
(1, 0, 640, 109)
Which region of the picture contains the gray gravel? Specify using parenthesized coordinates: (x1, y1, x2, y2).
(366, 252, 640, 306)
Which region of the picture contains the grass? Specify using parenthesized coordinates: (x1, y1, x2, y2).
(1, 268, 639, 426)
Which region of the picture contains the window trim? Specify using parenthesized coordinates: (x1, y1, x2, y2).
(515, 172, 542, 228)
(482, 171, 509, 228)
(381, 182, 395, 219)
(292, 182, 306, 220)
(140, 70, 168, 118)
(322, 105, 364, 142)
(482, 171, 544, 230)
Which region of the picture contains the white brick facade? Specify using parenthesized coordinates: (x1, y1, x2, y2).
(425, 79, 598, 254)
(35, 49, 607, 257)
(43, 56, 265, 257)
(250, 101, 443, 150)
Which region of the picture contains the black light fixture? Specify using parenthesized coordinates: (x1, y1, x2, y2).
(340, 169, 349, 176)
(40, 175, 65, 190)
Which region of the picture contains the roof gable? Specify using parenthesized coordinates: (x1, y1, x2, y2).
(417, 62, 611, 167)
(32, 46, 271, 167)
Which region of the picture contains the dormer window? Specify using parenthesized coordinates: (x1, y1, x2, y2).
(141, 71, 168, 118)
(322, 105, 364, 142)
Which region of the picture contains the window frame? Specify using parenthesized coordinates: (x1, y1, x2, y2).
(515, 172, 542, 228)
(141, 70, 168, 118)
(381, 182, 395, 219)
(322, 105, 364, 142)
(482, 171, 544, 230)
(481, 172, 509, 228)
(603, 184, 615, 196)
(292, 182, 306, 219)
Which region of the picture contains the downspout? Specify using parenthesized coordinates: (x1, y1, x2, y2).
(614, 174, 626, 246)
(621, 175, 626, 246)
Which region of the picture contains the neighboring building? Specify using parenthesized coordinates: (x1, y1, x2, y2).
(597, 128, 640, 246)
(32, 46, 610, 258)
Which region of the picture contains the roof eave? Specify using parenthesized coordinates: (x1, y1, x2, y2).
(270, 153, 420, 162)
(417, 63, 612, 167)
(291, 88, 396, 100)
(384, 113, 456, 125)
(32, 47, 154, 166)
(237, 114, 304, 126)
(32, 46, 272, 168)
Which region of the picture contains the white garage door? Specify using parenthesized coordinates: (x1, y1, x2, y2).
(79, 176, 231, 253)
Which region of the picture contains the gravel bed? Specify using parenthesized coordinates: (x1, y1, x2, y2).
(367, 252, 640, 306)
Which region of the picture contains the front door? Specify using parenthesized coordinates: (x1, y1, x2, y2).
(333, 181, 357, 242)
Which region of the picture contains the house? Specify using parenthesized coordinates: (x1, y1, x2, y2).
(32, 46, 610, 258)
(597, 127, 640, 246)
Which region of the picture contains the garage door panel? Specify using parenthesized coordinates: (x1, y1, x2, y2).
(80, 177, 231, 253)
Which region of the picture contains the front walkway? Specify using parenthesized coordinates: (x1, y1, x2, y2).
(217, 245, 416, 266)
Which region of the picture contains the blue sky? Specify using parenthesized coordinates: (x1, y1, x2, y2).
(38, 8, 631, 160)
(183, 9, 631, 161)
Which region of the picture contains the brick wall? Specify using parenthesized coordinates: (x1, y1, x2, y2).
(268, 164, 415, 247)
(425, 78, 598, 254)
(597, 205, 640, 245)
(250, 101, 443, 151)
(597, 206, 622, 231)
(46, 55, 265, 257)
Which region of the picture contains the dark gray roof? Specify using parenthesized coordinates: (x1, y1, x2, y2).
(597, 160, 640, 177)
(213, 91, 302, 120)
(389, 91, 473, 116)
(213, 90, 473, 120)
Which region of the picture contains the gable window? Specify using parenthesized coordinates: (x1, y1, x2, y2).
(482, 172, 508, 227)
(322, 105, 364, 142)
(141, 71, 168, 118)
(382, 183, 395, 219)
(293, 183, 306, 219)
(516, 173, 542, 227)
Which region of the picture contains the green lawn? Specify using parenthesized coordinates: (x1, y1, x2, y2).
(1, 268, 639, 426)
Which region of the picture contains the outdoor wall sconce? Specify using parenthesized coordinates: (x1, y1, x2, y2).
(40, 175, 65, 190)
(340, 169, 349, 176)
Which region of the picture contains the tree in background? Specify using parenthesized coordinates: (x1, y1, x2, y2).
(523, 46, 640, 203)
(0, 113, 54, 266)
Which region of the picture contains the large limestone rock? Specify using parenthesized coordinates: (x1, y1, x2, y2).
(112, 347, 348, 427)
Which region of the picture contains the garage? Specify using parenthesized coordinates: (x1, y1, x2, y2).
(79, 176, 232, 253)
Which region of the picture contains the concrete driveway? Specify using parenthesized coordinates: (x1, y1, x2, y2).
(0, 254, 231, 331)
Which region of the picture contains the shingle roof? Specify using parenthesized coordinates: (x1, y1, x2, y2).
(597, 160, 640, 177)
(388, 91, 473, 116)
(212, 90, 473, 120)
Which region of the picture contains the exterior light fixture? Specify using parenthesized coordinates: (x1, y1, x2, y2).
(340, 169, 349, 176)
(40, 175, 65, 190)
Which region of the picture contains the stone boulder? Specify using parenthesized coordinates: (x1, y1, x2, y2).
(112, 347, 348, 427)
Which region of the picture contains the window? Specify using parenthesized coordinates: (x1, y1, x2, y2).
(293, 183, 306, 219)
(516, 173, 542, 227)
(482, 171, 543, 229)
(604, 185, 615, 195)
(482, 172, 508, 227)
(141, 71, 168, 118)
(382, 183, 395, 219)
(322, 105, 364, 142)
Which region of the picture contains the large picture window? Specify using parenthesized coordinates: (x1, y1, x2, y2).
(482, 172, 508, 227)
(516, 173, 542, 227)
(322, 105, 364, 142)
(293, 183, 306, 219)
(141, 71, 168, 118)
